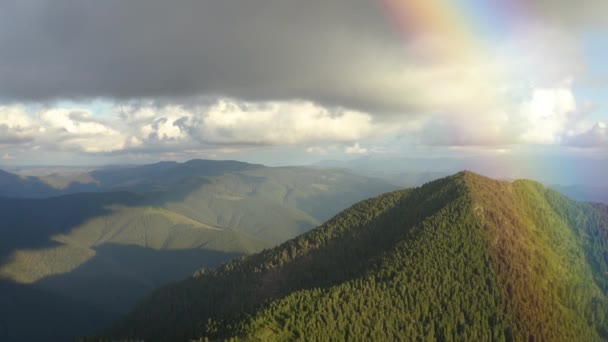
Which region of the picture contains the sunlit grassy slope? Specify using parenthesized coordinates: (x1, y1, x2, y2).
(108, 172, 608, 342)
(0, 195, 268, 314)
(0, 206, 265, 283)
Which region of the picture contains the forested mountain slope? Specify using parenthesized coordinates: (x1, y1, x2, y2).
(107, 171, 608, 342)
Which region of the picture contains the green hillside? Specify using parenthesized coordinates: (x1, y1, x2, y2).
(107, 172, 608, 341)
(158, 166, 394, 243)
(0, 161, 394, 341)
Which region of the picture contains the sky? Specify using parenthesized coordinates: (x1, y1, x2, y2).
(0, 0, 607, 180)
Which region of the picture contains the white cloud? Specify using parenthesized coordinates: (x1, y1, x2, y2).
(416, 76, 592, 148)
(362, 23, 589, 148)
(0, 105, 38, 144)
(0, 98, 382, 156)
(113, 99, 380, 155)
(39, 108, 132, 153)
(135, 105, 191, 141)
(345, 142, 368, 155)
(305, 146, 328, 155)
(518, 82, 580, 144)
(0, 105, 135, 153)
(194, 99, 376, 145)
(0, 71, 597, 160)
(0, 105, 33, 129)
(565, 122, 608, 147)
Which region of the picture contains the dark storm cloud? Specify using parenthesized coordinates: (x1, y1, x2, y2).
(0, 0, 408, 112)
(1, 0, 605, 114)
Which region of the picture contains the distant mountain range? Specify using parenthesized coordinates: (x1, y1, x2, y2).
(316, 155, 608, 189)
(0, 160, 266, 198)
(106, 172, 608, 341)
(551, 184, 608, 205)
(0, 159, 395, 342)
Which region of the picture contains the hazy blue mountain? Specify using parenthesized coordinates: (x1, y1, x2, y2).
(316, 155, 608, 188)
(88, 159, 264, 193)
(551, 184, 608, 204)
(0, 169, 65, 198)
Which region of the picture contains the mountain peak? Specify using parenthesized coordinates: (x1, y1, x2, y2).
(454, 169, 498, 184)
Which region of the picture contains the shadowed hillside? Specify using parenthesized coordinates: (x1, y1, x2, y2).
(0, 192, 266, 341)
(0, 280, 113, 342)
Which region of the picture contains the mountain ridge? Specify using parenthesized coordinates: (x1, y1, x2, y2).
(106, 171, 608, 341)
(0, 159, 266, 198)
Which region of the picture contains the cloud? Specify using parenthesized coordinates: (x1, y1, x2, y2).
(0, 105, 134, 153)
(0, 126, 34, 145)
(193, 99, 375, 145)
(0, 0, 397, 108)
(38, 108, 134, 152)
(115, 99, 378, 150)
(526, 0, 608, 27)
(565, 122, 608, 147)
(0, 82, 596, 157)
(0, 99, 379, 155)
(0, 0, 597, 116)
(417, 79, 591, 147)
(518, 82, 582, 144)
(0, 105, 38, 145)
(305, 146, 328, 155)
(131, 105, 191, 142)
(345, 142, 368, 155)
(2, 153, 14, 160)
(0, 105, 33, 128)
(0, 0, 604, 161)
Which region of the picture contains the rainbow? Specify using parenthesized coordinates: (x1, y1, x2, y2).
(376, 0, 530, 62)
(375, 0, 549, 181)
